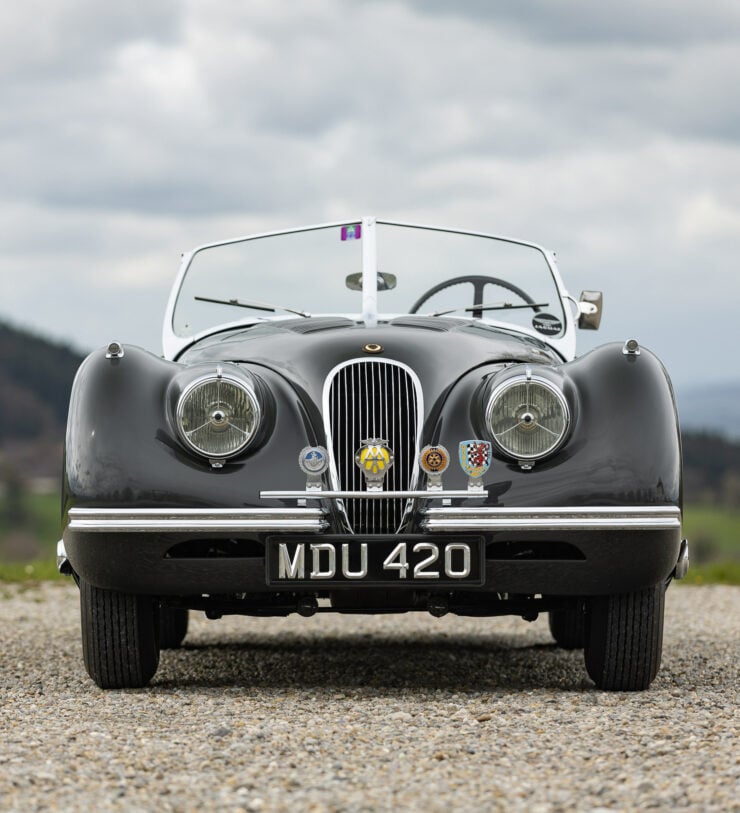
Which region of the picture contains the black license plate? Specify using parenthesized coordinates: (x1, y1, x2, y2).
(266, 535, 484, 586)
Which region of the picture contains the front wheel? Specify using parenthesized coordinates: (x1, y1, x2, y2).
(80, 578, 160, 689)
(584, 583, 665, 691)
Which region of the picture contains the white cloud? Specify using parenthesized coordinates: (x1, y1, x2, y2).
(0, 1, 181, 79)
(677, 194, 740, 244)
(0, 0, 738, 388)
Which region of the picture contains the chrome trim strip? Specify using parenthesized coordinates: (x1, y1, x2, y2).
(68, 508, 327, 533)
(421, 506, 681, 532)
(261, 490, 488, 500)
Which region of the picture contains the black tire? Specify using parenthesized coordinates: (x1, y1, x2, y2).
(159, 607, 189, 650)
(584, 583, 665, 691)
(548, 607, 585, 649)
(80, 578, 160, 689)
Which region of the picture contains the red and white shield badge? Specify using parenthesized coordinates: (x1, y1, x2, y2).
(459, 440, 492, 478)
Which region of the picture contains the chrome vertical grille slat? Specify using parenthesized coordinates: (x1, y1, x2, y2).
(324, 359, 422, 534)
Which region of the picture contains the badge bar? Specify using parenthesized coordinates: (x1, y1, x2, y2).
(260, 489, 488, 501)
(289, 440, 495, 499)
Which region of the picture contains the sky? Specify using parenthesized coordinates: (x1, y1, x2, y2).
(1, 0, 739, 392)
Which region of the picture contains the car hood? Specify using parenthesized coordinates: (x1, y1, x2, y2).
(179, 316, 561, 408)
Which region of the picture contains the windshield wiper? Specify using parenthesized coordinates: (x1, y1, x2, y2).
(428, 301, 549, 317)
(195, 296, 311, 318)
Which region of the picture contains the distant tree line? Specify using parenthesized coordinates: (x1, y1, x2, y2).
(683, 432, 740, 509)
(0, 322, 83, 440)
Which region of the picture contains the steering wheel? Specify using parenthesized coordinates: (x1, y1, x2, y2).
(410, 275, 539, 318)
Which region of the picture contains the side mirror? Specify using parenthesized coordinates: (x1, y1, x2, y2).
(578, 290, 603, 330)
(345, 272, 397, 292)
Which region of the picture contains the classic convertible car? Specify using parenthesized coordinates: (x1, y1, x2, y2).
(59, 217, 687, 690)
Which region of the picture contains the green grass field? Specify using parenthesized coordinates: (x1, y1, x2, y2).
(681, 506, 740, 558)
(0, 495, 738, 583)
(680, 505, 740, 585)
(0, 492, 61, 581)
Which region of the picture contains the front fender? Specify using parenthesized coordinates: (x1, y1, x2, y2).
(428, 342, 681, 509)
(63, 345, 318, 519)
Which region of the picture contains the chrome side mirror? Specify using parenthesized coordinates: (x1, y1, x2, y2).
(578, 290, 603, 330)
(345, 272, 397, 292)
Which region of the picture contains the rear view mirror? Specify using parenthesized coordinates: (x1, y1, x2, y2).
(345, 272, 397, 292)
(578, 290, 603, 330)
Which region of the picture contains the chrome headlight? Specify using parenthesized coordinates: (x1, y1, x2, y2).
(485, 375, 570, 461)
(176, 372, 260, 460)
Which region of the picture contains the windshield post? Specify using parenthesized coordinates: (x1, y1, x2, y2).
(361, 216, 378, 327)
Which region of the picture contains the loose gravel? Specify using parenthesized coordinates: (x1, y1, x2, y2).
(0, 582, 737, 812)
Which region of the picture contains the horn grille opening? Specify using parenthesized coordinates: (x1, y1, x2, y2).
(326, 359, 421, 533)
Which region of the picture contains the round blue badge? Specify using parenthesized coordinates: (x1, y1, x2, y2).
(298, 446, 329, 475)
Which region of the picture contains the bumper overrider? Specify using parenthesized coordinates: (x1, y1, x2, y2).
(61, 500, 685, 598)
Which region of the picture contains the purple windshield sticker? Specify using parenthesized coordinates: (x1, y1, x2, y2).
(341, 224, 362, 241)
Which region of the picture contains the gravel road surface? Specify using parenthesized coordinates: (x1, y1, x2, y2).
(0, 582, 737, 812)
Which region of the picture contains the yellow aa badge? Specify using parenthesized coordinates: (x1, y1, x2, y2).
(355, 439, 394, 490)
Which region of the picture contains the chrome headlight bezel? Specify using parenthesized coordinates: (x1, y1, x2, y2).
(485, 373, 571, 462)
(175, 369, 261, 461)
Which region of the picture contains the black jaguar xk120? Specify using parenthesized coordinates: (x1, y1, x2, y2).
(59, 217, 687, 690)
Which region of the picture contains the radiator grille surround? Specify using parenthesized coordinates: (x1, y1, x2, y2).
(323, 359, 423, 533)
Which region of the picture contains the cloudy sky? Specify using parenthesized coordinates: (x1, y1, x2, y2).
(1, 0, 739, 391)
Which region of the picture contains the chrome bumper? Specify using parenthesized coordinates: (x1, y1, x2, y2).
(421, 506, 682, 532)
(67, 508, 328, 533)
(66, 505, 680, 535)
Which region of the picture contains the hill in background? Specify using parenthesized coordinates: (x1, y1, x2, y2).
(0, 322, 83, 482)
(0, 322, 83, 442)
(677, 383, 740, 441)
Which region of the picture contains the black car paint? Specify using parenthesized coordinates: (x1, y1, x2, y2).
(63, 317, 682, 598)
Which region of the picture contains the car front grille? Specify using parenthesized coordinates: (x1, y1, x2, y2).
(325, 359, 422, 534)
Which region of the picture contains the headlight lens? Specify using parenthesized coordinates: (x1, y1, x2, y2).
(485, 375, 569, 460)
(177, 373, 260, 459)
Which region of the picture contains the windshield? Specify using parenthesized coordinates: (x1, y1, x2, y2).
(172, 220, 566, 340)
(173, 224, 363, 337)
(375, 223, 565, 334)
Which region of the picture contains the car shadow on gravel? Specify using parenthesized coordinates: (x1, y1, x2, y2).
(155, 633, 592, 692)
